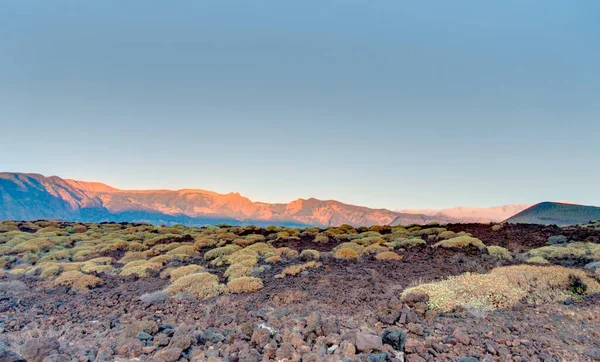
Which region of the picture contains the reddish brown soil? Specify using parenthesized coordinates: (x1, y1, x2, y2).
(1, 224, 600, 362)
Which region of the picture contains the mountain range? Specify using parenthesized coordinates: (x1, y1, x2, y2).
(1, 172, 596, 227)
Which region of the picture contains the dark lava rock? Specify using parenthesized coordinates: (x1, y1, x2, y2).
(21, 337, 60, 362)
(381, 328, 407, 351)
(136, 332, 153, 340)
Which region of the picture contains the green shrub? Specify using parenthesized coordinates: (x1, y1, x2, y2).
(434, 236, 486, 249)
(299, 249, 320, 261)
(227, 277, 263, 293)
(164, 272, 226, 300)
(204, 245, 242, 260)
(488, 246, 512, 260)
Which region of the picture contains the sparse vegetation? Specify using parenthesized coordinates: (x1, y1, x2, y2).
(227, 276, 264, 293)
(434, 236, 486, 249)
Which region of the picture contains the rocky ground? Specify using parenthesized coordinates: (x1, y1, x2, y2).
(1, 222, 600, 361)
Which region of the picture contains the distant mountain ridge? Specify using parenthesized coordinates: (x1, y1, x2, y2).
(400, 204, 532, 223)
(0, 173, 451, 227)
(504, 202, 600, 226)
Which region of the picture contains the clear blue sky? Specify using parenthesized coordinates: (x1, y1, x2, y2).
(1, 1, 599, 210)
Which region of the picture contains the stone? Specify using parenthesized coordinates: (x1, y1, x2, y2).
(453, 329, 470, 345)
(381, 328, 407, 351)
(407, 323, 424, 336)
(136, 332, 153, 340)
(406, 354, 426, 362)
(458, 357, 480, 362)
(152, 347, 183, 362)
(356, 332, 383, 353)
(21, 337, 60, 362)
(335, 341, 356, 357)
(168, 333, 194, 350)
(404, 338, 425, 354)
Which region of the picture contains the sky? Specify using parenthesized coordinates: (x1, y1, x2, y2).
(1, 1, 599, 210)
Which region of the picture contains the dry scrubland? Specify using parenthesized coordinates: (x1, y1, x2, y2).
(1, 220, 600, 361)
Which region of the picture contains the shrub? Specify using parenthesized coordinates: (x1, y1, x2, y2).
(313, 234, 330, 243)
(169, 265, 205, 281)
(375, 251, 403, 261)
(491, 265, 600, 303)
(417, 228, 446, 236)
(299, 249, 320, 261)
(227, 277, 264, 293)
(438, 231, 457, 240)
(265, 255, 281, 263)
(434, 236, 486, 249)
(195, 237, 217, 248)
(85, 257, 113, 265)
(120, 264, 160, 277)
(38, 264, 63, 279)
(333, 248, 359, 260)
(245, 242, 276, 256)
(147, 254, 174, 266)
(527, 243, 599, 261)
(402, 265, 600, 312)
(491, 224, 504, 232)
(127, 242, 146, 251)
(526, 256, 550, 265)
(166, 245, 198, 256)
(333, 242, 364, 255)
(275, 247, 298, 259)
(227, 249, 259, 264)
(224, 259, 257, 280)
(81, 263, 113, 274)
(547, 235, 569, 245)
(487, 246, 512, 260)
(118, 252, 149, 264)
(275, 261, 322, 278)
(54, 271, 103, 290)
(402, 272, 518, 312)
(22, 252, 39, 264)
(165, 272, 226, 300)
(396, 238, 426, 248)
(204, 245, 242, 260)
(364, 244, 389, 254)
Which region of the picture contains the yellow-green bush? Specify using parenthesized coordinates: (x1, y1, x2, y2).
(166, 245, 198, 257)
(120, 263, 161, 277)
(299, 249, 320, 261)
(527, 242, 599, 261)
(487, 246, 512, 260)
(314, 234, 330, 243)
(333, 242, 364, 255)
(54, 271, 103, 290)
(81, 263, 113, 274)
(224, 259, 257, 280)
(402, 265, 600, 311)
(395, 238, 426, 248)
(164, 272, 226, 300)
(169, 265, 205, 281)
(375, 251, 403, 261)
(434, 236, 486, 249)
(438, 231, 457, 240)
(364, 244, 389, 254)
(274, 247, 298, 259)
(227, 277, 264, 293)
(118, 251, 149, 264)
(333, 248, 359, 260)
(526, 256, 550, 265)
(275, 261, 322, 278)
(204, 245, 242, 260)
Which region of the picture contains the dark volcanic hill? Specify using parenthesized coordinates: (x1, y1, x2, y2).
(0, 172, 451, 227)
(504, 202, 600, 226)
